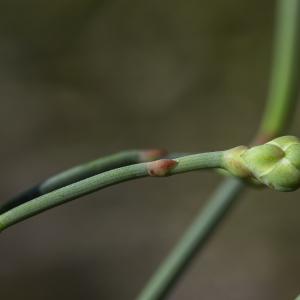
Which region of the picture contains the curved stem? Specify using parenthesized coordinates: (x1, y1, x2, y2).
(2, 2, 299, 300)
(139, 1, 300, 299)
(0, 149, 167, 214)
(137, 178, 244, 300)
(0, 152, 224, 232)
(257, 0, 300, 141)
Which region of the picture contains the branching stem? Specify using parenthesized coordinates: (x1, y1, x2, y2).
(1, 1, 300, 300)
(139, 1, 300, 299)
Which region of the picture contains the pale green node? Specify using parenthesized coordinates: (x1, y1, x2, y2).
(241, 144, 284, 175)
(241, 135, 300, 191)
(260, 159, 300, 191)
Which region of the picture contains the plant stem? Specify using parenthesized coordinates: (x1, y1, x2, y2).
(0, 149, 167, 214)
(1, 1, 299, 300)
(137, 178, 244, 300)
(138, 1, 300, 299)
(257, 0, 300, 141)
(0, 152, 224, 232)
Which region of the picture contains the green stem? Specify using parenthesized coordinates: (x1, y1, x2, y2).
(0, 152, 223, 232)
(2, 2, 299, 300)
(137, 178, 244, 300)
(257, 0, 300, 140)
(139, 1, 300, 299)
(0, 149, 167, 214)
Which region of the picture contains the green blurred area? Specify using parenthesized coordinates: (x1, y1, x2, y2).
(0, 1, 300, 299)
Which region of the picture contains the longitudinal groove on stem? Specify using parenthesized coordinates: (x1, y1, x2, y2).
(0, 152, 223, 231)
(0, 149, 167, 214)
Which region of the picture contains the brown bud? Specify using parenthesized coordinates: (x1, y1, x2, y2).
(146, 159, 177, 177)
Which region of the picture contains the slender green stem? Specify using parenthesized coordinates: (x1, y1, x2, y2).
(257, 0, 300, 141)
(0, 152, 223, 232)
(137, 178, 244, 300)
(139, 1, 300, 299)
(2, 2, 299, 300)
(0, 149, 167, 214)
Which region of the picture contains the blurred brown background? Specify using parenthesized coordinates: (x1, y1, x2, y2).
(1, 0, 300, 299)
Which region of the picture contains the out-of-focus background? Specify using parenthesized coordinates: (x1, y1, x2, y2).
(1, 0, 300, 299)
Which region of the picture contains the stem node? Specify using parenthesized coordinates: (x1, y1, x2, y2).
(146, 159, 178, 177)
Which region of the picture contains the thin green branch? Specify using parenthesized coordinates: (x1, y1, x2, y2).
(0, 151, 223, 232)
(137, 178, 244, 300)
(3, 135, 300, 233)
(1, 2, 299, 300)
(139, 0, 300, 299)
(0, 149, 167, 214)
(257, 0, 300, 141)
(137, 135, 300, 300)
